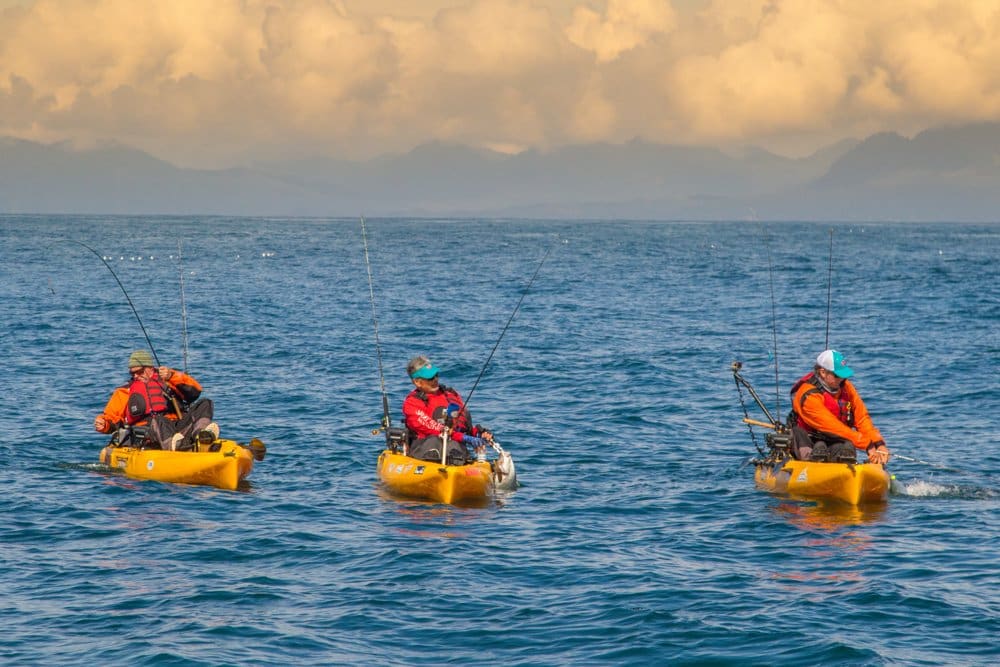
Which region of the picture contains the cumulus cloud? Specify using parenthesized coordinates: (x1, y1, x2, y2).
(566, 0, 676, 63)
(1, 0, 999, 166)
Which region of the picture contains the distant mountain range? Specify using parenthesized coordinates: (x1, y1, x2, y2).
(3, 122, 1000, 220)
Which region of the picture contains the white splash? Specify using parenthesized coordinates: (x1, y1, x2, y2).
(898, 479, 957, 497)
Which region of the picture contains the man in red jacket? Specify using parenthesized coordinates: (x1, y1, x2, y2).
(789, 349, 891, 464)
(402, 355, 490, 464)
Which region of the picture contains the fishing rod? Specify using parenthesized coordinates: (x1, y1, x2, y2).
(733, 226, 789, 458)
(360, 216, 393, 447)
(463, 243, 553, 410)
(68, 240, 183, 417)
(177, 240, 189, 373)
(731, 361, 782, 428)
(732, 362, 776, 458)
(68, 240, 163, 368)
(763, 226, 782, 421)
(891, 453, 967, 474)
(824, 228, 833, 350)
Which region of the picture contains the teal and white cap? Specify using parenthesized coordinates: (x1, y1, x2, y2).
(407, 355, 440, 380)
(816, 349, 854, 379)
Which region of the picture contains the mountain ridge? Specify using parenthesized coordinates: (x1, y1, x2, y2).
(2, 123, 998, 221)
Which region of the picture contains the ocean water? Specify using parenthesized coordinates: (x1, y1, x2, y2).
(1, 216, 997, 666)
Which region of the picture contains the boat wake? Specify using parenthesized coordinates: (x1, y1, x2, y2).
(891, 478, 999, 500)
(58, 461, 112, 472)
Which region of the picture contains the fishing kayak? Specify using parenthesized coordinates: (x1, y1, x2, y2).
(377, 447, 516, 505)
(754, 458, 890, 505)
(100, 438, 264, 491)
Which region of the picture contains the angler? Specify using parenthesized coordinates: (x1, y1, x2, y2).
(730, 228, 890, 505)
(94, 349, 216, 450)
(360, 216, 520, 504)
(69, 240, 265, 489)
(402, 355, 491, 465)
(788, 349, 891, 465)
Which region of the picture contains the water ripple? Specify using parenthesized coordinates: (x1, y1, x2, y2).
(1, 217, 997, 665)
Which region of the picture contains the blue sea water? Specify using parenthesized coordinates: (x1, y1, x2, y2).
(1, 216, 997, 666)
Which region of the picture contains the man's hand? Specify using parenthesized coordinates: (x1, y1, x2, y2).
(867, 441, 890, 465)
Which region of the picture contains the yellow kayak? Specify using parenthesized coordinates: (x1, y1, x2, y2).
(377, 450, 495, 505)
(100, 438, 263, 491)
(754, 458, 890, 505)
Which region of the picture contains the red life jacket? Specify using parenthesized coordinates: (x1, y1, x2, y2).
(406, 385, 470, 436)
(789, 371, 854, 431)
(125, 375, 172, 425)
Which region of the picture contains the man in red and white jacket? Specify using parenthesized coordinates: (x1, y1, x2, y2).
(402, 355, 490, 463)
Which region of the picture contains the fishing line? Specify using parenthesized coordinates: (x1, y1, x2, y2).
(464, 242, 554, 410)
(824, 228, 833, 350)
(360, 216, 393, 445)
(67, 240, 163, 367)
(761, 226, 782, 422)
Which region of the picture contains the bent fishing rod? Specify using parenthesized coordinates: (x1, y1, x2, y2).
(68, 240, 163, 367)
(68, 240, 183, 416)
(360, 216, 393, 447)
(463, 243, 554, 411)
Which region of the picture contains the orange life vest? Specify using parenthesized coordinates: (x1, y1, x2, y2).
(790, 372, 854, 430)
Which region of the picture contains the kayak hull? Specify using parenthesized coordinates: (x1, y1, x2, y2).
(100, 439, 254, 491)
(754, 459, 889, 505)
(377, 450, 493, 505)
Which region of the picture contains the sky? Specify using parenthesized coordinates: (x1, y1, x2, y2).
(1, 0, 999, 168)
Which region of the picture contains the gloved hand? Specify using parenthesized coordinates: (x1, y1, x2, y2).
(462, 434, 486, 448)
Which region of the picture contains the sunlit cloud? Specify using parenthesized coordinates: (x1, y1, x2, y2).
(566, 0, 676, 63)
(1, 0, 999, 167)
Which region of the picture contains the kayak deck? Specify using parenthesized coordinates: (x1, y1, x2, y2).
(377, 450, 494, 505)
(754, 458, 890, 505)
(100, 438, 254, 491)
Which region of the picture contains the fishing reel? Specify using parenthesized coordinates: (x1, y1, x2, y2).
(385, 427, 408, 452)
(372, 422, 408, 452)
(765, 430, 792, 459)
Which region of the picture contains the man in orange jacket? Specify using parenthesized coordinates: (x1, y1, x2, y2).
(789, 349, 891, 464)
(94, 350, 215, 450)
